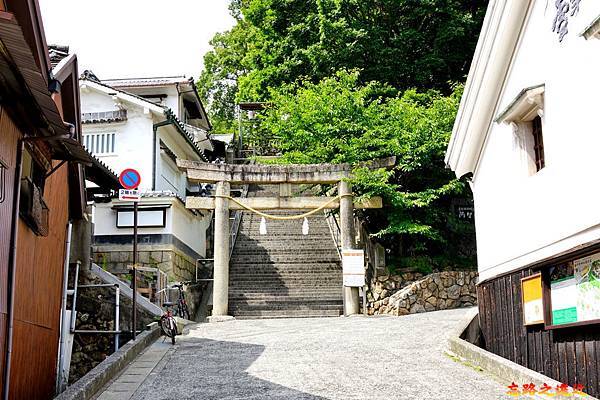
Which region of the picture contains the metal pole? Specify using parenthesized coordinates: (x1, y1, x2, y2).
(132, 200, 138, 340)
(115, 286, 120, 351)
(69, 263, 80, 332)
(56, 223, 73, 393)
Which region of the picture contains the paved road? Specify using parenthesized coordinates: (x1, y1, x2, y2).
(111, 309, 507, 399)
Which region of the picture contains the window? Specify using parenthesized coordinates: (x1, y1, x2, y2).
(84, 132, 116, 155)
(115, 206, 168, 228)
(496, 84, 545, 175)
(531, 116, 545, 172)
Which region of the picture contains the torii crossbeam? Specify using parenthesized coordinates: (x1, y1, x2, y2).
(177, 157, 395, 319)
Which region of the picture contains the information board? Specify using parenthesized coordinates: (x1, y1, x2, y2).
(342, 250, 365, 287)
(522, 274, 544, 325)
(550, 253, 600, 326)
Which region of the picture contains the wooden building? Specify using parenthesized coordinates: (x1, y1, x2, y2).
(446, 0, 600, 397)
(0, 1, 111, 398)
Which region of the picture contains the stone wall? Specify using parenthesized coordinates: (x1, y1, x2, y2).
(366, 271, 426, 304)
(92, 244, 197, 282)
(367, 271, 478, 316)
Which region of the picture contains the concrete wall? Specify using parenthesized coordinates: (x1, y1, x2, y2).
(471, 2, 600, 281)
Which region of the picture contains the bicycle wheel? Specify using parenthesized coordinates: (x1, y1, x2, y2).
(169, 317, 178, 345)
(160, 315, 176, 342)
(181, 302, 190, 320)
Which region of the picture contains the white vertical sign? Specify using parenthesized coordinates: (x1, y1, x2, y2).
(342, 250, 365, 287)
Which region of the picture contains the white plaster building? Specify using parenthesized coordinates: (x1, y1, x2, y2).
(447, 0, 600, 282)
(80, 73, 220, 281)
(446, 2, 600, 392)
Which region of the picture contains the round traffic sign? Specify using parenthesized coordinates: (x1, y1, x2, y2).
(119, 168, 142, 190)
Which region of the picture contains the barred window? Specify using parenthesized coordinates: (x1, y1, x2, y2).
(84, 132, 116, 155)
(531, 116, 545, 172)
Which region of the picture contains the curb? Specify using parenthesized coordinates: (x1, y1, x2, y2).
(448, 310, 598, 400)
(55, 323, 161, 400)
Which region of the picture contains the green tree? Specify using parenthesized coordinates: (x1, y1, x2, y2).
(260, 71, 475, 268)
(198, 0, 487, 131)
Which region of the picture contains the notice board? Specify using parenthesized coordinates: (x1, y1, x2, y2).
(550, 253, 600, 327)
(521, 274, 544, 325)
(342, 250, 365, 287)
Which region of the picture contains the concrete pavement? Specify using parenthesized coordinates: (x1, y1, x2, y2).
(99, 309, 508, 399)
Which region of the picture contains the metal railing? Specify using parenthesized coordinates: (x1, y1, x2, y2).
(229, 184, 249, 258)
(325, 211, 343, 260)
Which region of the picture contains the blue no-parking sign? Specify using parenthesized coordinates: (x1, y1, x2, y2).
(119, 168, 141, 190)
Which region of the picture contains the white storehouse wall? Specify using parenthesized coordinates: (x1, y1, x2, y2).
(471, 2, 600, 281)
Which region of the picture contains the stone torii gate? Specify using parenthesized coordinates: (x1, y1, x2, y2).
(177, 157, 395, 319)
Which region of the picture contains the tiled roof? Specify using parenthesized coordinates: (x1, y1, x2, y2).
(49, 44, 69, 68)
(82, 109, 127, 124)
(80, 75, 209, 162)
(102, 76, 191, 88)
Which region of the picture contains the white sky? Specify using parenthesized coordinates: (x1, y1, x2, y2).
(38, 0, 235, 80)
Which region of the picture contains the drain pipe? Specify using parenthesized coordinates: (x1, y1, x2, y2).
(3, 140, 24, 400)
(56, 222, 73, 393)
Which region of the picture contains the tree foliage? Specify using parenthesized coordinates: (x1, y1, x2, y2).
(197, 1, 485, 268)
(198, 0, 487, 132)
(260, 71, 475, 268)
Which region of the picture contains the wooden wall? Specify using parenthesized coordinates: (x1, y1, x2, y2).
(0, 107, 19, 396)
(478, 270, 600, 398)
(10, 163, 68, 399)
(0, 108, 69, 399)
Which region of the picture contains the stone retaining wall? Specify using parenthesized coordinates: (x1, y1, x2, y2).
(92, 245, 196, 282)
(367, 271, 478, 316)
(366, 271, 426, 304)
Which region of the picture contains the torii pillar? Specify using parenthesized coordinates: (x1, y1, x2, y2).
(211, 181, 232, 320)
(339, 180, 360, 315)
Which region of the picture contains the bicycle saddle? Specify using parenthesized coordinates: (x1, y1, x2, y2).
(172, 284, 183, 289)
(162, 301, 175, 307)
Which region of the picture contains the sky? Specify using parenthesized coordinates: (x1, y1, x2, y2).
(38, 0, 236, 80)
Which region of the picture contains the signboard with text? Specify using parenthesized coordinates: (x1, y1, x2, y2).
(550, 253, 600, 326)
(342, 250, 365, 287)
(119, 189, 140, 202)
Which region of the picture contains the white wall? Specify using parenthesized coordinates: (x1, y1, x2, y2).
(118, 85, 180, 114)
(92, 197, 210, 257)
(473, 3, 600, 281)
(155, 124, 200, 196)
(81, 106, 155, 191)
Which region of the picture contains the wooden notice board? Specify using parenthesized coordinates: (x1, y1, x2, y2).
(521, 273, 544, 325)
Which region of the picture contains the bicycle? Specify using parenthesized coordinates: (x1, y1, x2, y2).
(172, 283, 191, 320)
(160, 301, 178, 345)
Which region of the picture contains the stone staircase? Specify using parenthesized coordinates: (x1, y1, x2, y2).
(228, 185, 344, 319)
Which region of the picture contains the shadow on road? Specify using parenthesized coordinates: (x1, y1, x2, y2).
(132, 337, 327, 400)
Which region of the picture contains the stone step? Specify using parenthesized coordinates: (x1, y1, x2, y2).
(231, 255, 340, 263)
(230, 263, 341, 270)
(231, 248, 338, 256)
(229, 287, 342, 303)
(229, 287, 343, 298)
(229, 300, 343, 313)
(231, 309, 343, 319)
(233, 243, 337, 250)
(229, 278, 342, 286)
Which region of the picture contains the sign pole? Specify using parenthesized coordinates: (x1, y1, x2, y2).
(119, 168, 142, 341)
(132, 199, 138, 340)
